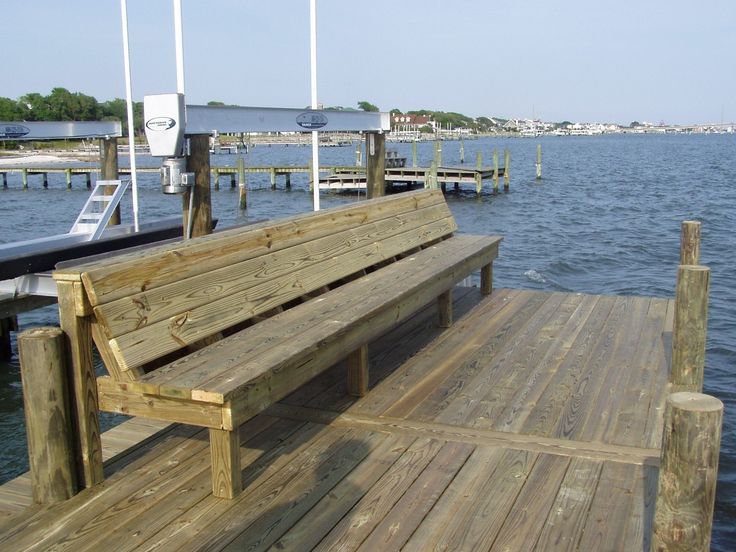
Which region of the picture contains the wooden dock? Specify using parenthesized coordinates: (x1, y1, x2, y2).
(0, 286, 675, 551)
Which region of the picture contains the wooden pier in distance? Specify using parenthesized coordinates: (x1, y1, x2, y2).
(0, 286, 678, 550)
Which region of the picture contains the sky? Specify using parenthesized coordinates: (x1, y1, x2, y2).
(2, 0, 735, 125)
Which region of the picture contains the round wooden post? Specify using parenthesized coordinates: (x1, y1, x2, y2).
(536, 143, 542, 180)
(680, 221, 701, 265)
(671, 265, 709, 391)
(65, 168, 73, 190)
(459, 139, 465, 164)
(412, 140, 417, 167)
(493, 149, 499, 192)
(366, 132, 386, 199)
(42, 172, 48, 189)
(476, 151, 482, 171)
(100, 137, 120, 225)
(504, 148, 510, 190)
(18, 327, 78, 504)
(22, 168, 28, 189)
(185, 134, 213, 238)
(652, 392, 722, 551)
(238, 157, 247, 209)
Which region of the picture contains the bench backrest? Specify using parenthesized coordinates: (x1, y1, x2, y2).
(53, 189, 456, 382)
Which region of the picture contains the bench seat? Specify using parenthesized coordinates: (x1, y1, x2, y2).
(53, 189, 502, 498)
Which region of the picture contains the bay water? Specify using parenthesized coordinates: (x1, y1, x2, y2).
(1, 134, 733, 549)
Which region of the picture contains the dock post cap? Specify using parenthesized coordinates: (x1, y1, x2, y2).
(667, 391, 723, 413)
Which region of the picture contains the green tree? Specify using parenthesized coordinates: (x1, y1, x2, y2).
(207, 101, 226, 106)
(0, 97, 22, 120)
(357, 100, 379, 112)
(18, 92, 51, 120)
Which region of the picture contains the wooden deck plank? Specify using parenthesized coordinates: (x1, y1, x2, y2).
(356, 441, 475, 551)
(492, 293, 600, 434)
(312, 438, 445, 551)
(535, 456, 604, 551)
(489, 453, 571, 551)
(576, 461, 640, 551)
(267, 433, 417, 552)
(0, 288, 674, 551)
(391, 290, 550, 422)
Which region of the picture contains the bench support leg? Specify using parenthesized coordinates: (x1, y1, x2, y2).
(209, 428, 241, 499)
(481, 263, 493, 296)
(438, 289, 453, 328)
(347, 345, 369, 397)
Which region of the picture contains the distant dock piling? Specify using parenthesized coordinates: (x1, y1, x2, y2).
(536, 144, 542, 179)
(504, 148, 510, 190)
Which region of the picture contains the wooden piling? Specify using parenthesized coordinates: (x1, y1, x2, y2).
(1, 171, 7, 188)
(493, 149, 499, 193)
(671, 265, 710, 391)
(230, 171, 236, 189)
(504, 148, 510, 190)
(18, 327, 78, 504)
(412, 140, 417, 168)
(459, 139, 465, 164)
(237, 157, 247, 209)
(355, 142, 362, 167)
(270, 167, 277, 190)
(652, 392, 723, 551)
(347, 345, 369, 397)
(22, 168, 28, 189)
(308, 158, 314, 192)
(65, 168, 72, 190)
(85, 173, 91, 190)
(366, 132, 386, 199)
(185, 134, 213, 238)
(100, 137, 120, 225)
(285, 172, 291, 189)
(536, 143, 542, 180)
(213, 168, 220, 191)
(680, 221, 701, 265)
(42, 172, 48, 189)
(476, 151, 482, 171)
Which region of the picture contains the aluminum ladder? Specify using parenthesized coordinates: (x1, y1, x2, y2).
(69, 179, 129, 240)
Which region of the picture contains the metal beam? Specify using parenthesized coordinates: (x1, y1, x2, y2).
(0, 121, 122, 141)
(185, 105, 390, 135)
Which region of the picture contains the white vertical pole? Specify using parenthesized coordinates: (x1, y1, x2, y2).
(310, 0, 320, 211)
(173, 0, 186, 96)
(120, 0, 139, 232)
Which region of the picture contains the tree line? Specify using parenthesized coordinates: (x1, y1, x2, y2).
(0, 88, 143, 134)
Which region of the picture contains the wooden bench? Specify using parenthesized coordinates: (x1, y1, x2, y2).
(53, 189, 502, 498)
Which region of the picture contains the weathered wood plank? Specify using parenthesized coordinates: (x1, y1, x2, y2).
(576, 461, 639, 551)
(535, 457, 603, 551)
(356, 441, 475, 551)
(490, 453, 570, 551)
(312, 438, 444, 551)
(268, 434, 415, 552)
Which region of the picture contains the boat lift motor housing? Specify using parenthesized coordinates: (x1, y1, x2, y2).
(144, 93, 194, 194)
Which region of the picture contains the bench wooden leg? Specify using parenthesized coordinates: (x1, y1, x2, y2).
(347, 345, 369, 397)
(209, 428, 241, 499)
(481, 263, 493, 295)
(438, 289, 453, 328)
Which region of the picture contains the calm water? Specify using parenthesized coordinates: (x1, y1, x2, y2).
(1, 134, 734, 549)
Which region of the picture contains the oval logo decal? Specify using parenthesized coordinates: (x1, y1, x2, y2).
(296, 112, 328, 130)
(145, 117, 176, 131)
(0, 124, 30, 139)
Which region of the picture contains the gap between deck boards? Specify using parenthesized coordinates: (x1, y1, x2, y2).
(266, 403, 660, 467)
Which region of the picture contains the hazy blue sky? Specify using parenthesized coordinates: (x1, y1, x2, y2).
(3, 0, 734, 125)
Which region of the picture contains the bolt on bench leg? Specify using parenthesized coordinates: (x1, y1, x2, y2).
(347, 345, 369, 397)
(438, 289, 453, 328)
(209, 428, 242, 499)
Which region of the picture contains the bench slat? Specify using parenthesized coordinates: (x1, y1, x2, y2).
(63, 189, 446, 306)
(128, 235, 501, 406)
(94, 202, 456, 339)
(105, 215, 458, 373)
